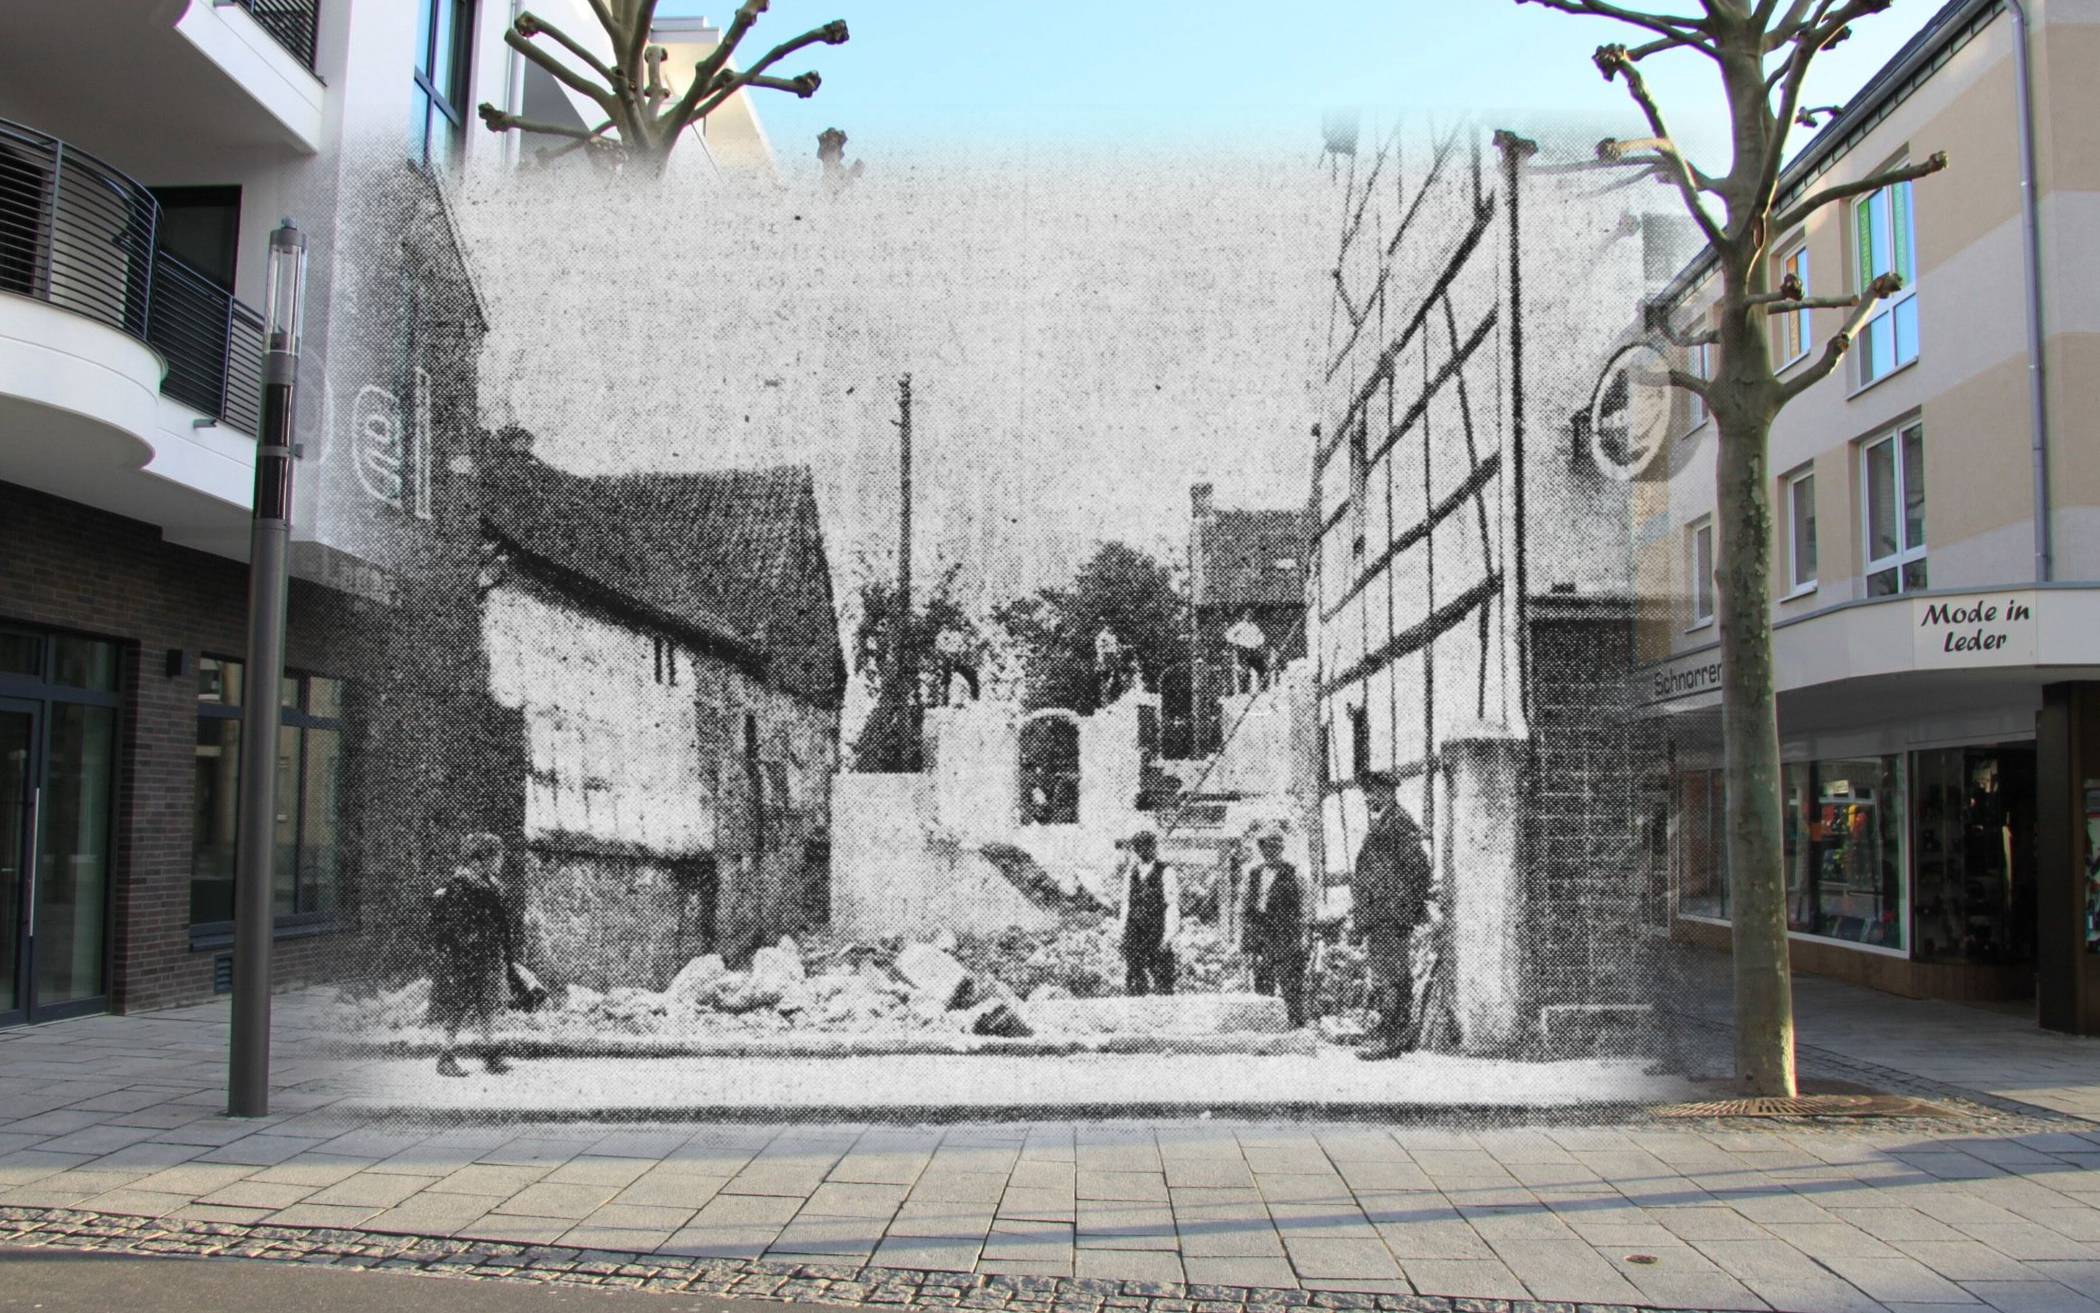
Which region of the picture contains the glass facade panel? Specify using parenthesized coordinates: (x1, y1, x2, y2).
(1790, 473, 1816, 588)
(301, 725, 343, 917)
(0, 706, 29, 1015)
(0, 632, 40, 678)
(50, 637, 118, 692)
(1913, 745, 2037, 964)
(36, 703, 115, 1005)
(1903, 425, 1926, 548)
(1866, 438, 1898, 561)
(1783, 755, 1906, 950)
(190, 717, 240, 925)
(1677, 768, 1728, 919)
(199, 656, 243, 707)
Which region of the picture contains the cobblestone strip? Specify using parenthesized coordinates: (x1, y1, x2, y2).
(1, 1206, 1731, 1313)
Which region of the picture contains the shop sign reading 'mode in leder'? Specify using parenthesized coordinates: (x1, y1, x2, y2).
(1912, 589, 2039, 667)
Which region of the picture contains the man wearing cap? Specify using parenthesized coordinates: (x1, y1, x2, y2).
(1243, 826, 1307, 1026)
(425, 831, 522, 1078)
(1350, 774, 1433, 1060)
(1116, 830, 1181, 995)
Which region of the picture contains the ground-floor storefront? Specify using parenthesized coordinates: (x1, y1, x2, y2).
(1, 480, 372, 1023)
(1639, 584, 2100, 1034)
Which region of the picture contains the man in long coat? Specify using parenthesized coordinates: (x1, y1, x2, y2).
(1243, 826, 1308, 1026)
(1351, 773, 1433, 1060)
(426, 832, 520, 1077)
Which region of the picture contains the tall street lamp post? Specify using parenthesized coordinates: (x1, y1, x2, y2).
(229, 219, 307, 1118)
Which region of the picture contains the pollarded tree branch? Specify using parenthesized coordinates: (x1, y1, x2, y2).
(1773, 151, 1948, 233)
(1596, 44, 1727, 246)
(1515, 0, 1712, 44)
(1669, 366, 1714, 399)
(476, 105, 603, 141)
(1780, 272, 1904, 403)
(661, 19, 849, 144)
(515, 11, 619, 88)
(503, 24, 619, 116)
(745, 73, 822, 97)
(1598, 136, 1725, 191)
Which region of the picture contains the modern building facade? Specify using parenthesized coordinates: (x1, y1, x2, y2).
(0, 0, 727, 1022)
(1635, 0, 2100, 1033)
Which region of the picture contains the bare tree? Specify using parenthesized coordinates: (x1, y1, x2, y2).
(1515, 0, 1946, 1096)
(477, 0, 848, 171)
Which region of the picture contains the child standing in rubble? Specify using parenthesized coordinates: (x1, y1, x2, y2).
(1116, 830, 1181, 995)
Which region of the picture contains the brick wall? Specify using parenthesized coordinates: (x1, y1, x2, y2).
(0, 480, 375, 1014)
(1523, 597, 1657, 1015)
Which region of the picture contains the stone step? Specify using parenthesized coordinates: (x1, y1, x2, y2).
(1019, 991, 1291, 1036)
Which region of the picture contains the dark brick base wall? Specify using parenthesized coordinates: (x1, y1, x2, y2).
(1523, 598, 1656, 1015)
(0, 481, 374, 1015)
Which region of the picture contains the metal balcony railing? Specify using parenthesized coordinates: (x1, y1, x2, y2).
(0, 119, 265, 436)
(225, 0, 320, 72)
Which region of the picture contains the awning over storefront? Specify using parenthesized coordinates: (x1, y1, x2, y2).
(1633, 583, 2100, 718)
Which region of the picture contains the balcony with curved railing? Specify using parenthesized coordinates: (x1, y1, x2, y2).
(0, 117, 264, 437)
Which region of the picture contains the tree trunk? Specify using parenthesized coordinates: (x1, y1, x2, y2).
(1712, 402, 1797, 1098)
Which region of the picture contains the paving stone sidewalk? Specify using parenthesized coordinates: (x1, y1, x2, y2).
(4, 970, 2100, 1313)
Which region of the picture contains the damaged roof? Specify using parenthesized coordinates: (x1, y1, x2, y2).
(1196, 506, 1311, 610)
(482, 440, 848, 710)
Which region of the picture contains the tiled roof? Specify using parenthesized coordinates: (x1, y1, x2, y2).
(482, 444, 847, 710)
(1197, 507, 1310, 609)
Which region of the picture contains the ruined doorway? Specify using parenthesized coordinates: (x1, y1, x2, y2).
(1018, 711, 1079, 825)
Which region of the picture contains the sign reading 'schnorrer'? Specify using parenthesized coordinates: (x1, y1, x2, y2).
(1640, 648, 1724, 709)
(1913, 590, 2038, 667)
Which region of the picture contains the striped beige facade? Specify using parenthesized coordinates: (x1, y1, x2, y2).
(1636, 0, 2100, 1033)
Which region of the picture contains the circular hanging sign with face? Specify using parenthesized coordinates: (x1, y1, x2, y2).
(1588, 341, 1674, 482)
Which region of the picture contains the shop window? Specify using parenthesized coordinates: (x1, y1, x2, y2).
(190, 659, 347, 930)
(1863, 424, 1925, 595)
(1912, 745, 2037, 964)
(1775, 242, 1811, 366)
(1855, 176, 1918, 386)
(1675, 767, 1728, 919)
(1687, 517, 1715, 628)
(1785, 467, 1817, 594)
(1782, 755, 1907, 951)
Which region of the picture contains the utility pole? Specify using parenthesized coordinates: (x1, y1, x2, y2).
(892, 374, 919, 770)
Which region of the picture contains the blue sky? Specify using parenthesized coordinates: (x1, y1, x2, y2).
(664, 1, 1945, 172)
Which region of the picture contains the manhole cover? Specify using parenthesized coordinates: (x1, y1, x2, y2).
(1658, 1093, 1954, 1119)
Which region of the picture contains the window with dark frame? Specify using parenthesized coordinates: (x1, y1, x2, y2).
(190, 658, 347, 931)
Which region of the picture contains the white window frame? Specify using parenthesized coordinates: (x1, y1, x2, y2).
(1784, 466, 1817, 597)
(1853, 175, 1919, 388)
(1687, 516, 1716, 630)
(1775, 241, 1811, 368)
(1684, 339, 1712, 433)
(1860, 423, 1926, 595)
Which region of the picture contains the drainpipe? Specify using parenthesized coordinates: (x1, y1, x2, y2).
(2007, 0, 2051, 582)
(505, 0, 527, 170)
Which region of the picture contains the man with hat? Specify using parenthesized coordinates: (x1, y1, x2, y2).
(1115, 829, 1181, 995)
(1243, 823, 1307, 1026)
(1350, 773, 1433, 1060)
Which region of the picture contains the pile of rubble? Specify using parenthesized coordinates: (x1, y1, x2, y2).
(335, 919, 1273, 1045)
